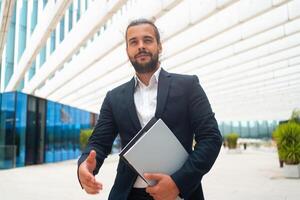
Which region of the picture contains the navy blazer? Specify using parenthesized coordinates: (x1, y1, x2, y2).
(78, 69, 222, 200)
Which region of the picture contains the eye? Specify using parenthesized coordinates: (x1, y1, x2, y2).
(129, 40, 137, 46)
(144, 38, 153, 43)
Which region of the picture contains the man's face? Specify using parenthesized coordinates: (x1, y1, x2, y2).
(126, 24, 162, 74)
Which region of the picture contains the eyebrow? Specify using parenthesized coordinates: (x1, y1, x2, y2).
(144, 36, 154, 40)
(128, 35, 154, 42)
(128, 37, 137, 43)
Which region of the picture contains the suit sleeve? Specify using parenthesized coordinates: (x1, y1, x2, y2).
(171, 75, 222, 199)
(77, 91, 118, 178)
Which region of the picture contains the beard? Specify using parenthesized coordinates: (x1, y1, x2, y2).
(129, 50, 159, 74)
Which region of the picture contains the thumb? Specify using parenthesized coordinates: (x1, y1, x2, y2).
(86, 150, 96, 164)
(144, 173, 164, 181)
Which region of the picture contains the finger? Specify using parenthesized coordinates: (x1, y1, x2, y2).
(83, 178, 103, 190)
(144, 173, 164, 181)
(80, 169, 95, 184)
(87, 150, 96, 164)
(149, 193, 160, 200)
(82, 174, 102, 187)
(79, 165, 94, 185)
(146, 185, 158, 194)
(89, 179, 102, 189)
(82, 180, 103, 191)
(94, 180, 102, 188)
(83, 185, 100, 194)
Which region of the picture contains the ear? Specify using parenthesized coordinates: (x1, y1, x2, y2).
(126, 45, 129, 56)
(158, 43, 162, 53)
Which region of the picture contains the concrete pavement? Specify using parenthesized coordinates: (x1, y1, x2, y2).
(0, 147, 299, 200)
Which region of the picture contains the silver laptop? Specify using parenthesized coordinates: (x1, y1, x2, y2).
(120, 118, 188, 190)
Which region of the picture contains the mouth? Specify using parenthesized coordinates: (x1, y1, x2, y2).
(135, 53, 151, 59)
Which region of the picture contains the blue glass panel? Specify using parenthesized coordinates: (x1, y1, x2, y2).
(15, 92, 27, 167)
(28, 61, 36, 81)
(43, 0, 48, 8)
(249, 121, 259, 138)
(269, 120, 279, 137)
(61, 104, 69, 161)
(39, 46, 46, 67)
(86, 111, 90, 129)
(68, 3, 73, 31)
(37, 98, 46, 164)
(59, 17, 65, 42)
(80, 110, 85, 129)
(17, 1, 27, 62)
(258, 120, 269, 138)
(85, 0, 88, 10)
(54, 103, 62, 162)
(0, 92, 16, 169)
(76, 0, 81, 21)
(0, 92, 15, 145)
(68, 106, 75, 159)
(45, 101, 55, 163)
(4, 5, 16, 88)
(223, 121, 232, 136)
(0, 92, 1, 135)
(232, 121, 240, 135)
(26, 95, 37, 165)
(241, 121, 251, 138)
(50, 30, 56, 53)
(30, 0, 38, 34)
(75, 108, 81, 157)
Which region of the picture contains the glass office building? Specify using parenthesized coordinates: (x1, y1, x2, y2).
(219, 120, 278, 139)
(0, 0, 299, 169)
(0, 91, 97, 169)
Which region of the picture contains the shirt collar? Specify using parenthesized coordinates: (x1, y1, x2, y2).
(134, 67, 161, 88)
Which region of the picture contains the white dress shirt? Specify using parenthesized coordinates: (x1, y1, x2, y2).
(133, 67, 161, 188)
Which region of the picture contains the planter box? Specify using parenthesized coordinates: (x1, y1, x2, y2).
(283, 164, 300, 178)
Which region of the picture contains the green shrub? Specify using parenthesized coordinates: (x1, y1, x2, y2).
(225, 133, 239, 149)
(290, 108, 300, 124)
(273, 122, 300, 165)
(80, 129, 93, 150)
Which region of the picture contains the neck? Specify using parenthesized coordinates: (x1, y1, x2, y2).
(136, 65, 159, 86)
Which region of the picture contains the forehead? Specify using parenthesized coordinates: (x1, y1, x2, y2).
(126, 24, 156, 40)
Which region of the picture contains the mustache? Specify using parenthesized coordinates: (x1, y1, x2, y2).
(134, 51, 152, 58)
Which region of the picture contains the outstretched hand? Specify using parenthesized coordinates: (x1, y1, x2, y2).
(78, 150, 103, 194)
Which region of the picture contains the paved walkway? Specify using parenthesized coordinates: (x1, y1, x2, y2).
(0, 147, 299, 200)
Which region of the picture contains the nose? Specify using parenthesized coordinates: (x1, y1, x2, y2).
(137, 41, 145, 50)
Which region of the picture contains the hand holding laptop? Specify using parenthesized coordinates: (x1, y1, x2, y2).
(145, 173, 180, 200)
(119, 118, 187, 200)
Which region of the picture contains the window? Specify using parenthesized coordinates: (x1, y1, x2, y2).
(50, 30, 56, 53)
(15, 92, 27, 167)
(30, 0, 38, 34)
(68, 3, 73, 31)
(0, 92, 16, 169)
(45, 101, 55, 163)
(59, 17, 65, 42)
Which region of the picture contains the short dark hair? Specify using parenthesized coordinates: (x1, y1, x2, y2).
(125, 18, 161, 46)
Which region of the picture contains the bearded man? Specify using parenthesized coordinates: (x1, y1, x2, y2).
(78, 18, 222, 200)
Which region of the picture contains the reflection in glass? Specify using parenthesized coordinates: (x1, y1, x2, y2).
(15, 92, 27, 167)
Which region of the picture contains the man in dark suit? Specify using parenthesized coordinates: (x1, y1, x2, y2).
(78, 18, 222, 200)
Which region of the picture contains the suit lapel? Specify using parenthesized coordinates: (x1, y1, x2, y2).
(124, 68, 171, 131)
(125, 78, 142, 131)
(155, 68, 171, 118)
